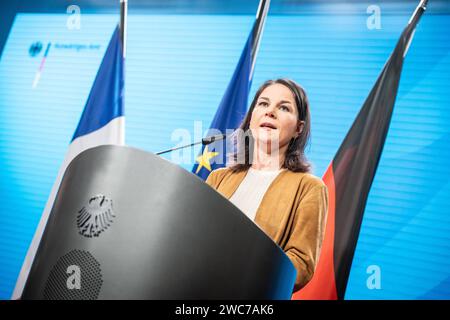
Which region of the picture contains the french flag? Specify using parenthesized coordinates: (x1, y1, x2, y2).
(12, 25, 125, 299)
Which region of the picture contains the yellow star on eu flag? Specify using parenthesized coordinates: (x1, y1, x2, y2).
(195, 146, 219, 174)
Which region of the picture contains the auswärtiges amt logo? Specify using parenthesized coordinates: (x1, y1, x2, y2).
(77, 195, 116, 238)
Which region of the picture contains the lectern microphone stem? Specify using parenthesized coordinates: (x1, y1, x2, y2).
(155, 134, 226, 156)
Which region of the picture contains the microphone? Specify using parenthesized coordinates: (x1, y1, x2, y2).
(156, 134, 226, 156)
(201, 134, 226, 145)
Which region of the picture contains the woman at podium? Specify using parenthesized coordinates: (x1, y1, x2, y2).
(206, 78, 328, 293)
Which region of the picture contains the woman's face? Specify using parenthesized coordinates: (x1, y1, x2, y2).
(249, 83, 303, 151)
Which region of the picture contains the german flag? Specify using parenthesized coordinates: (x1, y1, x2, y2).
(293, 0, 428, 300)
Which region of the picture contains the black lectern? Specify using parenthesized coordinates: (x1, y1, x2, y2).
(21, 145, 296, 299)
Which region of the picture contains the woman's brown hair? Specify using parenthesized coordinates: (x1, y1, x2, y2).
(229, 78, 311, 173)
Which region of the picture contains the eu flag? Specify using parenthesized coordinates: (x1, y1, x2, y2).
(192, 22, 256, 180)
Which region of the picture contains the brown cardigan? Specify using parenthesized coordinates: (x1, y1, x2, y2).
(205, 167, 328, 292)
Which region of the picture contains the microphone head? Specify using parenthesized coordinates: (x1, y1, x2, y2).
(202, 134, 226, 145)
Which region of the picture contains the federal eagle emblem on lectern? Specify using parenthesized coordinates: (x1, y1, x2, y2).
(77, 195, 116, 238)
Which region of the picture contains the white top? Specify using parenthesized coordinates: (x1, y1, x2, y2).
(229, 167, 283, 221)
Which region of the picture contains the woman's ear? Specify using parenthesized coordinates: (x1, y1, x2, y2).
(296, 120, 305, 137)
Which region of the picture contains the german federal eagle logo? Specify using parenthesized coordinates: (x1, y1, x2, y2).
(77, 195, 115, 238)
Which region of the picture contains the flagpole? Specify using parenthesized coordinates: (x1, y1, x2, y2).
(403, 0, 428, 58)
(408, 0, 428, 25)
(120, 0, 128, 58)
(250, 0, 270, 78)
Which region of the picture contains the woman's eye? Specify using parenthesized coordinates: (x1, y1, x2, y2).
(280, 105, 290, 112)
(258, 102, 268, 107)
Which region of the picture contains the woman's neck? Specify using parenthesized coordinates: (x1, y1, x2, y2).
(251, 142, 288, 171)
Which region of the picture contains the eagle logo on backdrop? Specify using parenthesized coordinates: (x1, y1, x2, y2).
(77, 195, 116, 238)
